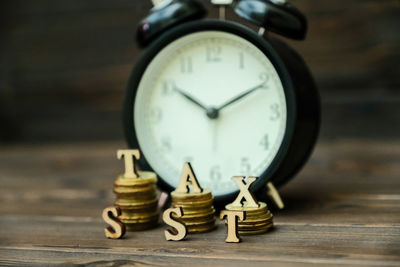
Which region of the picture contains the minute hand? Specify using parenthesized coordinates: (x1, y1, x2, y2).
(216, 83, 266, 111)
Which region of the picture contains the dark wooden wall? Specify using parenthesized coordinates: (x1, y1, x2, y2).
(0, 0, 399, 143)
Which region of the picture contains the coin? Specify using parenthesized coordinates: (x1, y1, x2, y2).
(124, 220, 159, 231)
(113, 171, 159, 231)
(170, 188, 216, 233)
(171, 189, 212, 200)
(225, 201, 273, 235)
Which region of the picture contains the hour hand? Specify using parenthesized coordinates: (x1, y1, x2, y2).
(174, 86, 207, 111)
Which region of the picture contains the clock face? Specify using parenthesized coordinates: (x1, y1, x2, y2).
(133, 30, 287, 197)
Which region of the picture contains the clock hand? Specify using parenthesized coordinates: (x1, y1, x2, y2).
(217, 82, 267, 111)
(174, 85, 220, 120)
(174, 86, 208, 111)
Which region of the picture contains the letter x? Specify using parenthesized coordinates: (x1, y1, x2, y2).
(231, 176, 259, 208)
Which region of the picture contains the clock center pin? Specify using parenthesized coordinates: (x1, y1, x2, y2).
(206, 107, 219, 119)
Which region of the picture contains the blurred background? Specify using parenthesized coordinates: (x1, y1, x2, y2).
(0, 0, 399, 144)
(1, 3, 399, 262)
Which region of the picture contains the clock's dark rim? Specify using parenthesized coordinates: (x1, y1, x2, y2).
(123, 19, 297, 205)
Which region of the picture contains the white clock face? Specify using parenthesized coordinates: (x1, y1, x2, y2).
(134, 31, 287, 197)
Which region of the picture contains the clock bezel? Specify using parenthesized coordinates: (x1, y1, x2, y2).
(124, 19, 297, 205)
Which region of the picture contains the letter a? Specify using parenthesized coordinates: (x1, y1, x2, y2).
(175, 162, 203, 193)
(231, 176, 259, 208)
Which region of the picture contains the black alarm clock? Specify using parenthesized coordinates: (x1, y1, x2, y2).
(124, 0, 320, 207)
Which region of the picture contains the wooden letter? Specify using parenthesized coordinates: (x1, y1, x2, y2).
(117, 149, 140, 178)
(220, 210, 245, 243)
(102, 206, 126, 239)
(231, 176, 259, 208)
(163, 207, 187, 241)
(175, 162, 203, 193)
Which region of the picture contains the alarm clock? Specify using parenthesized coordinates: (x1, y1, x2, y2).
(124, 0, 320, 206)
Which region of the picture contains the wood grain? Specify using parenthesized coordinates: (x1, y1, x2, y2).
(0, 140, 399, 265)
(0, 1, 399, 264)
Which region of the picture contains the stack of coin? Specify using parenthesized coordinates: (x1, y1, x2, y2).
(113, 171, 159, 231)
(225, 201, 273, 235)
(171, 189, 216, 233)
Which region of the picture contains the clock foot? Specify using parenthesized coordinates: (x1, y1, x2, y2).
(266, 182, 285, 210)
(258, 27, 266, 36)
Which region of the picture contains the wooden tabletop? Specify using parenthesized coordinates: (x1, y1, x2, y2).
(1, 140, 399, 266)
(0, 0, 399, 265)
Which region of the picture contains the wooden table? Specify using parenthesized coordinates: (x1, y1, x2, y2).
(1, 140, 399, 266)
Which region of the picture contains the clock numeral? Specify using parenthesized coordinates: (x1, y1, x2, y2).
(270, 103, 280, 121)
(180, 57, 193, 74)
(161, 137, 171, 152)
(210, 165, 222, 182)
(260, 134, 269, 150)
(239, 52, 244, 69)
(150, 108, 162, 123)
(259, 73, 269, 89)
(162, 80, 175, 96)
(240, 157, 251, 174)
(206, 46, 222, 62)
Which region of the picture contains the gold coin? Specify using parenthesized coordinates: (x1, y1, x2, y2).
(115, 193, 157, 201)
(120, 210, 159, 220)
(243, 209, 269, 218)
(171, 198, 214, 208)
(116, 196, 157, 203)
(171, 196, 213, 203)
(117, 202, 158, 212)
(114, 185, 156, 194)
(180, 214, 216, 224)
(171, 191, 212, 199)
(239, 214, 273, 224)
(119, 216, 159, 224)
(179, 210, 215, 219)
(114, 185, 156, 193)
(227, 216, 272, 226)
(177, 207, 215, 216)
(179, 212, 215, 220)
(114, 189, 156, 196)
(240, 215, 273, 224)
(173, 207, 215, 217)
(115, 198, 158, 207)
(181, 216, 215, 226)
(125, 221, 159, 231)
(119, 213, 160, 224)
(115, 189, 157, 196)
(238, 225, 273, 235)
(172, 197, 213, 204)
(237, 220, 273, 229)
(226, 201, 268, 213)
(115, 172, 157, 186)
(238, 221, 273, 228)
(238, 220, 273, 227)
(171, 189, 212, 200)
